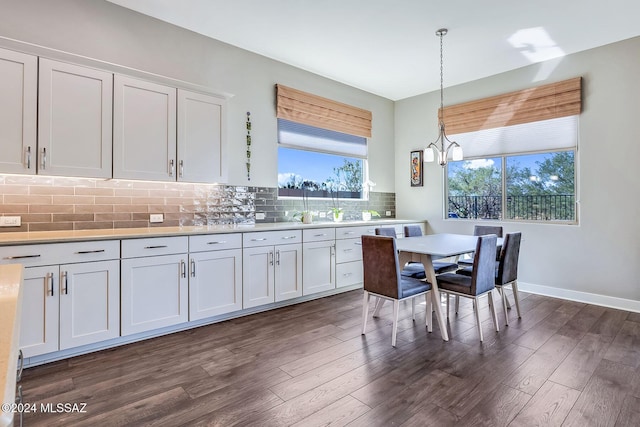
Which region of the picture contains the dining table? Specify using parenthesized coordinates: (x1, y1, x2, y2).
(394, 233, 503, 342)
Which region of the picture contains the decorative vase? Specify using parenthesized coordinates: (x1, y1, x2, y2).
(333, 211, 344, 222)
(302, 213, 312, 224)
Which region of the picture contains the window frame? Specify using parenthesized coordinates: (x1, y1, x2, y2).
(445, 147, 579, 225)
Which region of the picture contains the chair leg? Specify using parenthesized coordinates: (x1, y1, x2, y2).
(425, 293, 433, 332)
(411, 298, 415, 321)
(455, 295, 460, 314)
(361, 291, 370, 335)
(488, 290, 500, 333)
(373, 297, 384, 317)
(474, 296, 484, 342)
(512, 281, 522, 319)
(499, 285, 509, 326)
(445, 293, 450, 318)
(392, 300, 400, 347)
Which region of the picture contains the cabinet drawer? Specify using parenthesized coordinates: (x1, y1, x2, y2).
(335, 238, 363, 263)
(121, 236, 188, 258)
(335, 225, 377, 240)
(243, 230, 301, 248)
(0, 240, 119, 266)
(189, 233, 242, 252)
(336, 261, 363, 288)
(302, 228, 335, 243)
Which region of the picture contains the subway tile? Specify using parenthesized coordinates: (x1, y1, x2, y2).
(53, 213, 95, 222)
(5, 194, 52, 204)
(29, 222, 73, 232)
(0, 205, 28, 214)
(74, 221, 114, 230)
(0, 224, 28, 233)
(95, 196, 132, 205)
(29, 204, 74, 214)
(75, 204, 114, 214)
(114, 220, 150, 229)
(53, 195, 95, 205)
(22, 214, 53, 223)
(75, 187, 114, 196)
(114, 188, 150, 197)
(114, 204, 148, 213)
(95, 213, 132, 222)
(30, 185, 75, 195)
(0, 185, 29, 195)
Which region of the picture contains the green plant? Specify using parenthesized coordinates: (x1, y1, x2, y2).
(362, 210, 380, 217)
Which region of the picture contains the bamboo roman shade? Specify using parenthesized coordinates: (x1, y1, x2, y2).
(440, 77, 582, 135)
(276, 84, 372, 138)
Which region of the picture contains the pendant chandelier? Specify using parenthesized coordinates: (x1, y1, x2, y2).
(424, 28, 463, 166)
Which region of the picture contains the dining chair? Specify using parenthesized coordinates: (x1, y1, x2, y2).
(458, 224, 503, 267)
(375, 227, 422, 279)
(361, 235, 433, 347)
(403, 225, 459, 276)
(457, 232, 522, 325)
(436, 234, 499, 342)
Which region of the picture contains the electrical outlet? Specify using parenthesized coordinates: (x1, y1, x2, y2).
(256, 212, 266, 220)
(385, 211, 392, 217)
(0, 216, 21, 227)
(149, 214, 164, 223)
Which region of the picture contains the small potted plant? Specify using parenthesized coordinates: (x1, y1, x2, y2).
(362, 180, 378, 221)
(300, 181, 313, 224)
(361, 210, 380, 221)
(329, 181, 344, 222)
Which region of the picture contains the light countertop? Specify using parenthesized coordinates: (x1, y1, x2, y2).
(0, 264, 23, 427)
(0, 219, 423, 246)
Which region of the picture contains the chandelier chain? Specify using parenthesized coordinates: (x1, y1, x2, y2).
(439, 30, 444, 121)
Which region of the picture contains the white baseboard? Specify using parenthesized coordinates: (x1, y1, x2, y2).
(518, 282, 640, 313)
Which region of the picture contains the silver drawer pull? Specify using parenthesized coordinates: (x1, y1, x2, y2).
(207, 241, 227, 245)
(344, 231, 355, 235)
(343, 248, 353, 252)
(75, 249, 106, 254)
(251, 238, 267, 242)
(282, 235, 297, 240)
(354, 242, 363, 246)
(314, 233, 327, 237)
(4, 254, 41, 260)
(145, 245, 168, 249)
(343, 272, 353, 277)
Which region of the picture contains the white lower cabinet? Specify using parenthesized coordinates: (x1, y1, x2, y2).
(335, 226, 376, 289)
(4, 241, 121, 358)
(120, 237, 189, 336)
(302, 228, 336, 295)
(243, 230, 302, 308)
(188, 234, 243, 320)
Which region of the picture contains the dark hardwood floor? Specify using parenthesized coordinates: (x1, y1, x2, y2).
(18, 289, 640, 426)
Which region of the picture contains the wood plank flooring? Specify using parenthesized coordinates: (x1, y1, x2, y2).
(17, 289, 640, 426)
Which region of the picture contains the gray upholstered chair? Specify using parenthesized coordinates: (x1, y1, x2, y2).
(436, 234, 499, 342)
(361, 235, 433, 347)
(403, 225, 458, 277)
(458, 224, 504, 267)
(457, 232, 522, 325)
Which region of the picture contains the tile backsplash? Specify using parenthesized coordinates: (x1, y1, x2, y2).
(0, 175, 396, 232)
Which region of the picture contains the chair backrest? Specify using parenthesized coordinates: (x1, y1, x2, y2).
(375, 227, 396, 238)
(404, 225, 423, 237)
(474, 225, 503, 238)
(471, 234, 498, 295)
(497, 232, 521, 285)
(361, 235, 401, 299)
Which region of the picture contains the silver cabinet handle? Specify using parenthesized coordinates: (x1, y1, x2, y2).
(61, 271, 68, 295)
(354, 242, 363, 246)
(26, 146, 31, 169)
(169, 159, 174, 176)
(252, 238, 267, 242)
(343, 272, 353, 277)
(343, 248, 353, 252)
(181, 260, 186, 278)
(145, 245, 168, 249)
(207, 241, 227, 245)
(190, 259, 196, 277)
(282, 235, 297, 240)
(17, 349, 24, 382)
(4, 254, 41, 260)
(344, 231, 355, 235)
(179, 160, 184, 178)
(331, 245, 336, 257)
(47, 272, 54, 297)
(269, 250, 274, 266)
(41, 147, 47, 169)
(314, 233, 327, 237)
(75, 249, 106, 254)
(276, 250, 280, 265)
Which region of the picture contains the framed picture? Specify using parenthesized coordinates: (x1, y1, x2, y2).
(410, 150, 423, 187)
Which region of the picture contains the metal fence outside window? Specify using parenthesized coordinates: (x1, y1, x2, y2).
(448, 194, 575, 221)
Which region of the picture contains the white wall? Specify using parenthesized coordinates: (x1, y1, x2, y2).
(396, 37, 640, 307)
(0, 0, 395, 192)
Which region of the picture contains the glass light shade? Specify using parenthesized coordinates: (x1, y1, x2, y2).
(452, 145, 463, 161)
(424, 147, 435, 162)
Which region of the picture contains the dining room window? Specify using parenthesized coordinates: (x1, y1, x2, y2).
(446, 116, 578, 222)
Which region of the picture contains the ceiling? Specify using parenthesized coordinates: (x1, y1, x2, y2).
(106, 0, 640, 101)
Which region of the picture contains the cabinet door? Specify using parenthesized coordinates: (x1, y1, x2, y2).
(121, 254, 188, 335)
(275, 243, 303, 301)
(0, 47, 37, 174)
(190, 249, 242, 320)
(19, 266, 59, 358)
(302, 241, 335, 296)
(38, 59, 113, 178)
(242, 246, 275, 308)
(59, 260, 120, 350)
(113, 75, 177, 181)
(177, 89, 226, 183)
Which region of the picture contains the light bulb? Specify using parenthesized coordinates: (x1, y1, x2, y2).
(452, 146, 463, 161)
(424, 148, 435, 162)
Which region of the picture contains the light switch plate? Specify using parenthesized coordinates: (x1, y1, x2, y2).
(0, 216, 21, 227)
(256, 212, 266, 220)
(385, 211, 392, 217)
(149, 214, 164, 223)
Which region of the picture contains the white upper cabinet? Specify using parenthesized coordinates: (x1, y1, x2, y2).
(177, 89, 226, 183)
(0, 47, 37, 174)
(38, 59, 113, 178)
(113, 75, 177, 181)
